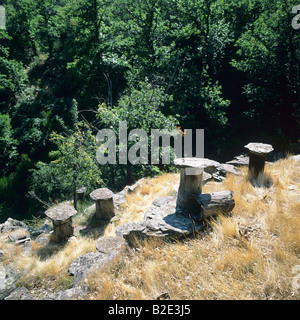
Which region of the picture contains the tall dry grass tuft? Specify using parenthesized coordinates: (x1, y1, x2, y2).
(14, 236, 97, 291)
(3, 157, 299, 300)
(84, 157, 300, 300)
(103, 173, 180, 237)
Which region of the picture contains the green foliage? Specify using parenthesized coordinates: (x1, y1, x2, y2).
(0, 0, 299, 218)
(230, 0, 300, 144)
(0, 30, 28, 110)
(96, 82, 178, 186)
(30, 122, 102, 205)
(0, 113, 18, 174)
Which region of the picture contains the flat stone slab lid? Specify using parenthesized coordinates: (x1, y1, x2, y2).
(244, 143, 274, 155)
(45, 204, 78, 221)
(89, 188, 114, 201)
(174, 157, 220, 169)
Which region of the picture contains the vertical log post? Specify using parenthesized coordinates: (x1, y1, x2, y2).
(244, 143, 274, 180)
(174, 158, 220, 216)
(45, 204, 78, 243)
(76, 187, 87, 201)
(89, 188, 115, 220)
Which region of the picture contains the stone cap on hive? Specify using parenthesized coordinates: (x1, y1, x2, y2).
(174, 158, 220, 170)
(244, 143, 274, 155)
(89, 188, 114, 201)
(45, 204, 78, 221)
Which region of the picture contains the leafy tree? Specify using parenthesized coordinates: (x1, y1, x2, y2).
(0, 30, 28, 111)
(230, 0, 300, 147)
(30, 121, 102, 208)
(0, 113, 18, 175)
(95, 81, 179, 186)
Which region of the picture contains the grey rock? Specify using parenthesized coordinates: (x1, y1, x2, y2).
(83, 203, 96, 215)
(35, 233, 50, 246)
(68, 252, 107, 277)
(113, 192, 127, 207)
(217, 164, 239, 176)
(8, 230, 29, 242)
(226, 154, 249, 167)
(291, 154, 300, 161)
(68, 251, 113, 287)
(44, 286, 87, 300)
(45, 204, 77, 222)
(244, 142, 274, 155)
(119, 197, 203, 246)
(0, 218, 32, 234)
(202, 172, 213, 184)
(153, 196, 176, 207)
(96, 236, 125, 255)
(0, 265, 20, 300)
(22, 241, 33, 256)
(116, 222, 139, 238)
(4, 287, 32, 300)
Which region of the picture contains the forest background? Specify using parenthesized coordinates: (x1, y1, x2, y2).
(0, 0, 299, 221)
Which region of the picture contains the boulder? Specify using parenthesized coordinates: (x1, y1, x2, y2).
(226, 154, 249, 167)
(44, 286, 87, 300)
(68, 251, 115, 287)
(291, 154, 300, 161)
(117, 197, 203, 246)
(0, 265, 20, 300)
(4, 287, 32, 300)
(153, 196, 176, 208)
(96, 236, 125, 255)
(0, 218, 32, 234)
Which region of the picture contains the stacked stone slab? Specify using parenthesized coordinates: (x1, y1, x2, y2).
(45, 204, 77, 243)
(244, 143, 274, 180)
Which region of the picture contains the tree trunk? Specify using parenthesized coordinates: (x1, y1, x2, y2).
(176, 168, 203, 215)
(51, 218, 74, 243)
(95, 198, 115, 220)
(189, 191, 235, 221)
(248, 153, 266, 180)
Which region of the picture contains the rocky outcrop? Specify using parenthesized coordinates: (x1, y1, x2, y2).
(116, 196, 203, 246)
(0, 265, 20, 300)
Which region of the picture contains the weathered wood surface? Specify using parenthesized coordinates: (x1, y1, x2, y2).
(45, 204, 78, 243)
(51, 218, 74, 243)
(89, 188, 115, 220)
(176, 168, 203, 215)
(248, 153, 266, 179)
(244, 143, 273, 180)
(190, 190, 235, 220)
(174, 158, 221, 215)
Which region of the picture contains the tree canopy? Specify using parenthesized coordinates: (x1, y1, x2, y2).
(0, 0, 299, 219)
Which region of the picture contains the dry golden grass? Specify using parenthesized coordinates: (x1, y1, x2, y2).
(84, 157, 300, 300)
(103, 173, 179, 237)
(2, 236, 97, 294)
(1, 157, 299, 300)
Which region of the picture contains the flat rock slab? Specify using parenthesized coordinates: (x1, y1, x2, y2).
(68, 251, 111, 287)
(68, 252, 108, 277)
(174, 158, 220, 170)
(90, 188, 114, 201)
(4, 287, 32, 300)
(45, 204, 77, 221)
(291, 155, 300, 161)
(153, 196, 176, 207)
(244, 143, 274, 155)
(226, 155, 249, 167)
(96, 236, 125, 254)
(116, 197, 203, 245)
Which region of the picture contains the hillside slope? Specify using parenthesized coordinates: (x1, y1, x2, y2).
(0, 157, 300, 300)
